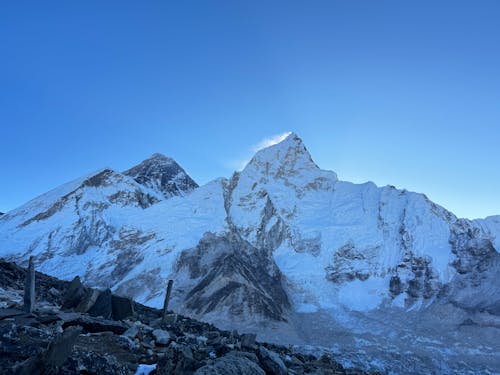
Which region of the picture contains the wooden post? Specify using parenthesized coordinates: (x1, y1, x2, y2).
(23, 256, 35, 313)
(162, 279, 173, 323)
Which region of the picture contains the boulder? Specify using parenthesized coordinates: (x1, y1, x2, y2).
(87, 289, 112, 319)
(152, 329, 171, 346)
(194, 352, 265, 375)
(156, 344, 199, 374)
(111, 294, 135, 320)
(257, 346, 287, 375)
(18, 326, 82, 375)
(61, 276, 87, 310)
(75, 289, 100, 313)
(61, 314, 127, 335)
(241, 333, 257, 349)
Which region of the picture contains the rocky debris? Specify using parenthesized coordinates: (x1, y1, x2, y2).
(61, 276, 134, 321)
(0, 259, 371, 375)
(17, 326, 82, 375)
(257, 345, 287, 375)
(194, 351, 266, 375)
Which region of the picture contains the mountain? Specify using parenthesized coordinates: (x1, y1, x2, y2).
(123, 153, 198, 199)
(1, 133, 499, 373)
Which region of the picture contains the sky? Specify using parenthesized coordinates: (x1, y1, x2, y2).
(1, 1, 499, 219)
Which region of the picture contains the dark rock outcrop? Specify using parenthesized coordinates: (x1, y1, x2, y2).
(124, 153, 198, 199)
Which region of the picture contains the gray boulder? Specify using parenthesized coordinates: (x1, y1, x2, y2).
(194, 351, 265, 375)
(257, 346, 287, 375)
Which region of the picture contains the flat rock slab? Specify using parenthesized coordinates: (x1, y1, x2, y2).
(0, 308, 26, 320)
(61, 314, 127, 335)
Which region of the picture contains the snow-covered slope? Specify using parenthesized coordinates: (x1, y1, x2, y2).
(1, 133, 499, 373)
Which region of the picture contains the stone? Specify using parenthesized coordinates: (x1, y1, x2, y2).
(87, 289, 113, 319)
(18, 325, 82, 374)
(156, 344, 200, 374)
(194, 352, 266, 375)
(162, 313, 178, 325)
(122, 324, 140, 340)
(112, 294, 135, 320)
(152, 329, 171, 346)
(23, 256, 35, 313)
(0, 307, 26, 319)
(75, 288, 100, 313)
(241, 333, 257, 349)
(257, 346, 287, 375)
(62, 276, 87, 310)
(61, 314, 127, 335)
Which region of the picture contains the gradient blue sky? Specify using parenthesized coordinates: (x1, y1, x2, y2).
(1, 1, 499, 218)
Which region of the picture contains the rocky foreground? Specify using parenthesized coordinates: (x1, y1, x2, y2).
(0, 259, 372, 375)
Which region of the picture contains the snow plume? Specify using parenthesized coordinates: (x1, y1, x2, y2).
(227, 131, 292, 171)
(253, 132, 292, 152)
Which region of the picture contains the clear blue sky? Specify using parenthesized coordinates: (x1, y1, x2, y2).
(1, 1, 499, 219)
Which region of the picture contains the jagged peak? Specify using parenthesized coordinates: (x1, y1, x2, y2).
(124, 153, 198, 199)
(243, 132, 324, 178)
(147, 153, 176, 163)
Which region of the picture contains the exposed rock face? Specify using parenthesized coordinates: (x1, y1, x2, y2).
(174, 232, 290, 324)
(123, 153, 198, 199)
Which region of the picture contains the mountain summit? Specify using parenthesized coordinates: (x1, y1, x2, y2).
(123, 153, 198, 199)
(0, 133, 499, 373)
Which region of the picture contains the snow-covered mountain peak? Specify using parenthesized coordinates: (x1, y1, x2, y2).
(244, 132, 320, 177)
(123, 153, 198, 199)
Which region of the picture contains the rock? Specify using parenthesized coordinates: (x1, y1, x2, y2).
(152, 329, 171, 346)
(75, 288, 100, 313)
(62, 276, 87, 310)
(122, 324, 140, 340)
(112, 294, 135, 320)
(18, 325, 82, 375)
(48, 287, 60, 297)
(87, 289, 113, 319)
(194, 351, 265, 375)
(162, 312, 178, 325)
(61, 314, 127, 335)
(64, 350, 130, 375)
(156, 344, 199, 374)
(257, 346, 287, 375)
(241, 333, 257, 349)
(0, 307, 26, 319)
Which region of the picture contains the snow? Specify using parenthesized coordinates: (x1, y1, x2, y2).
(134, 364, 156, 375)
(1, 132, 499, 338)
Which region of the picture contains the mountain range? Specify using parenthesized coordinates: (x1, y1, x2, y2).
(1, 133, 499, 373)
